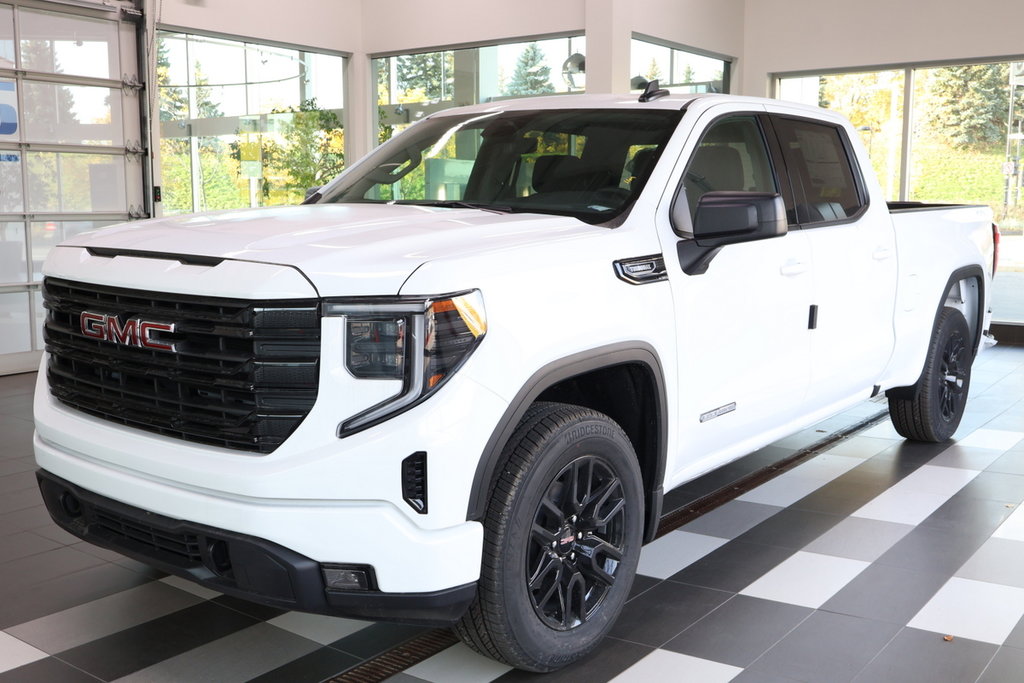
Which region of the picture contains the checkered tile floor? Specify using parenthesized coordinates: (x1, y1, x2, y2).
(2, 343, 1023, 682)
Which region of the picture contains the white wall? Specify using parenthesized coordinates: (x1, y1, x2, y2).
(740, 0, 1024, 95)
(152, 0, 1024, 159)
(155, 0, 362, 53)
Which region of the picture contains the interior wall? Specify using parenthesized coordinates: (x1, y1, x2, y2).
(154, 0, 361, 53)
(631, 0, 745, 62)
(740, 0, 1024, 95)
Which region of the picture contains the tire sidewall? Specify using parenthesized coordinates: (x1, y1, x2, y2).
(495, 410, 643, 668)
(922, 308, 972, 440)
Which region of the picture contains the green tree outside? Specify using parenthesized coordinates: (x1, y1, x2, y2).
(505, 43, 555, 97)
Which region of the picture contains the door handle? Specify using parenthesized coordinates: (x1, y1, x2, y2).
(780, 260, 808, 276)
(872, 247, 894, 261)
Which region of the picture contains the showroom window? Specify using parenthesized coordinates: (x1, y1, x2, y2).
(629, 37, 730, 93)
(778, 61, 1024, 324)
(157, 32, 346, 213)
(373, 35, 586, 141)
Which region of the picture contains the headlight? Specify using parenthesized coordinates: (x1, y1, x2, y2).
(324, 290, 486, 435)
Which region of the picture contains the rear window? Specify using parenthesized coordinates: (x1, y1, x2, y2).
(771, 116, 866, 225)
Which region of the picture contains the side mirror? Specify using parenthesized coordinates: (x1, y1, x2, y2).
(692, 192, 787, 248)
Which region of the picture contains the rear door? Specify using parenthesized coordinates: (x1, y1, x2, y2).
(767, 111, 898, 410)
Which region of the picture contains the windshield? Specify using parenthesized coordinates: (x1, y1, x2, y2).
(314, 108, 683, 224)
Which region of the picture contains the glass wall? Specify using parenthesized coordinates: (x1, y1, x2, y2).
(373, 36, 586, 141)
(1, 1, 141, 373)
(630, 37, 730, 94)
(157, 32, 346, 213)
(779, 61, 1024, 324)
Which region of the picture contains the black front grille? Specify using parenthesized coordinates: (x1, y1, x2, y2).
(43, 277, 321, 453)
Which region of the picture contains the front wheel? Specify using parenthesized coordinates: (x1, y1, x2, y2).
(888, 306, 973, 442)
(455, 402, 644, 672)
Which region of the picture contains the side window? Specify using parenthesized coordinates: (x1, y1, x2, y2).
(771, 116, 865, 225)
(682, 115, 777, 222)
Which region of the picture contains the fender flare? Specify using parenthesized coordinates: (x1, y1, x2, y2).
(889, 264, 986, 399)
(466, 342, 668, 543)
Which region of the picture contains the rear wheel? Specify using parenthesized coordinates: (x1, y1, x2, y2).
(455, 402, 643, 672)
(888, 306, 973, 442)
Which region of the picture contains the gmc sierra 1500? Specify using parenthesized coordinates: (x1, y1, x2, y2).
(34, 91, 998, 671)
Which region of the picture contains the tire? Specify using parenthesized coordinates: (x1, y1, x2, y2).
(888, 306, 973, 442)
(455, 402, 644, 672)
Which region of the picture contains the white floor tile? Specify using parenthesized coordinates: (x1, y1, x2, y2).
(803, 517, 914, 562)
(908, 577, 1024, 645)
(0, 633, 47, 674)
(955, 429, 1024, 451)
(993, 503, 1024, 541)
(859, 421, 903, 440)
(266, 612, 369, 645)
(789, 453, 865, 480)
(159, 574, 221, 600)
(852, 465, 981, 525)
(404, 643, 512, 683)
(823, 436, 894, 459)
(739, 552, 869, 608)
(737, 474, 827, 507)
(609, 649, 742, 683)
(637, 530, 728, 580)
(955, 538, 1024, 588)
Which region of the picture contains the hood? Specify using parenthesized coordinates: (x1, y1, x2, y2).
(60, 204, 592, 296)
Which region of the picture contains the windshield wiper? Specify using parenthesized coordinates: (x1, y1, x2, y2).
(402, 200, 514, 214)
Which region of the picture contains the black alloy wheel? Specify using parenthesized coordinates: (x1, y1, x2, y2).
(527, 455, 626, 630)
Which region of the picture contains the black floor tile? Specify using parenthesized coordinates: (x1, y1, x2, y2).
(1004, 614, 1024, 650)
(56, 600, 259, 680)
(0, 456, 36, 479)
(871, 440, 950, 467)
(956, 471, 1024, 504)
(0, 469, 36, 494)
(626, 573, 660, 601)
(851, 627, 997, 683)
(669, 541, 796, 593)
(0, 486, 45, 515)
(918, 494, 1016, 536)
(821, 563, 949, 625)
(978, 646, 1024, 683)
(744, 611, 901, 683)
(874, 525, 990, 576)
(330, 622, 430, 660)
(734, 508, 842, 549)
(663, 595, 812, 667)
(248, 646, 362, 683)
(0, 530, 62, 565)
(678, 501, 782, 540)
(789, 478, 892, 516)
(987, 449, 1024, 476)
(0, 657, 100, 683)
(0, 562, 154, 629)
(607, 580, 731, 647)
(212, 594, 288, 621)
(495, 637, 652, 682)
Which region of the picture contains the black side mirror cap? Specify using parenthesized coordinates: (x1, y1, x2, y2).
(692, 191, 787, 248)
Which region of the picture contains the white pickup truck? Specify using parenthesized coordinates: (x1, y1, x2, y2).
(34, 91, 999, 671)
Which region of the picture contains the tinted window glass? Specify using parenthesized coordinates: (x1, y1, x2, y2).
(772, 116, 865, 224)
(682, 115, 777, 222)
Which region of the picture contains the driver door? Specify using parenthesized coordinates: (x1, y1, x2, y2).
(660, 110, 814, 483)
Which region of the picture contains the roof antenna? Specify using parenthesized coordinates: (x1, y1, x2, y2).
(638, 79, 670, 103)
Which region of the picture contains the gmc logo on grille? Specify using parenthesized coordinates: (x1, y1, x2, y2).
(80, 312, 177, 352)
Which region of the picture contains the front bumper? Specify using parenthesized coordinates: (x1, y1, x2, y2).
(36, 469, 476, 625)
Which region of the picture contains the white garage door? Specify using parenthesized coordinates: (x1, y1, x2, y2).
(0, 0, 145, 375)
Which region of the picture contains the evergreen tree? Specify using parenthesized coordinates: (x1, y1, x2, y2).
(505, 43, 555, 97)
(645, 58, 662, 83)
(926, 64, 1014, 151)
(396, 51, 453, 101)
